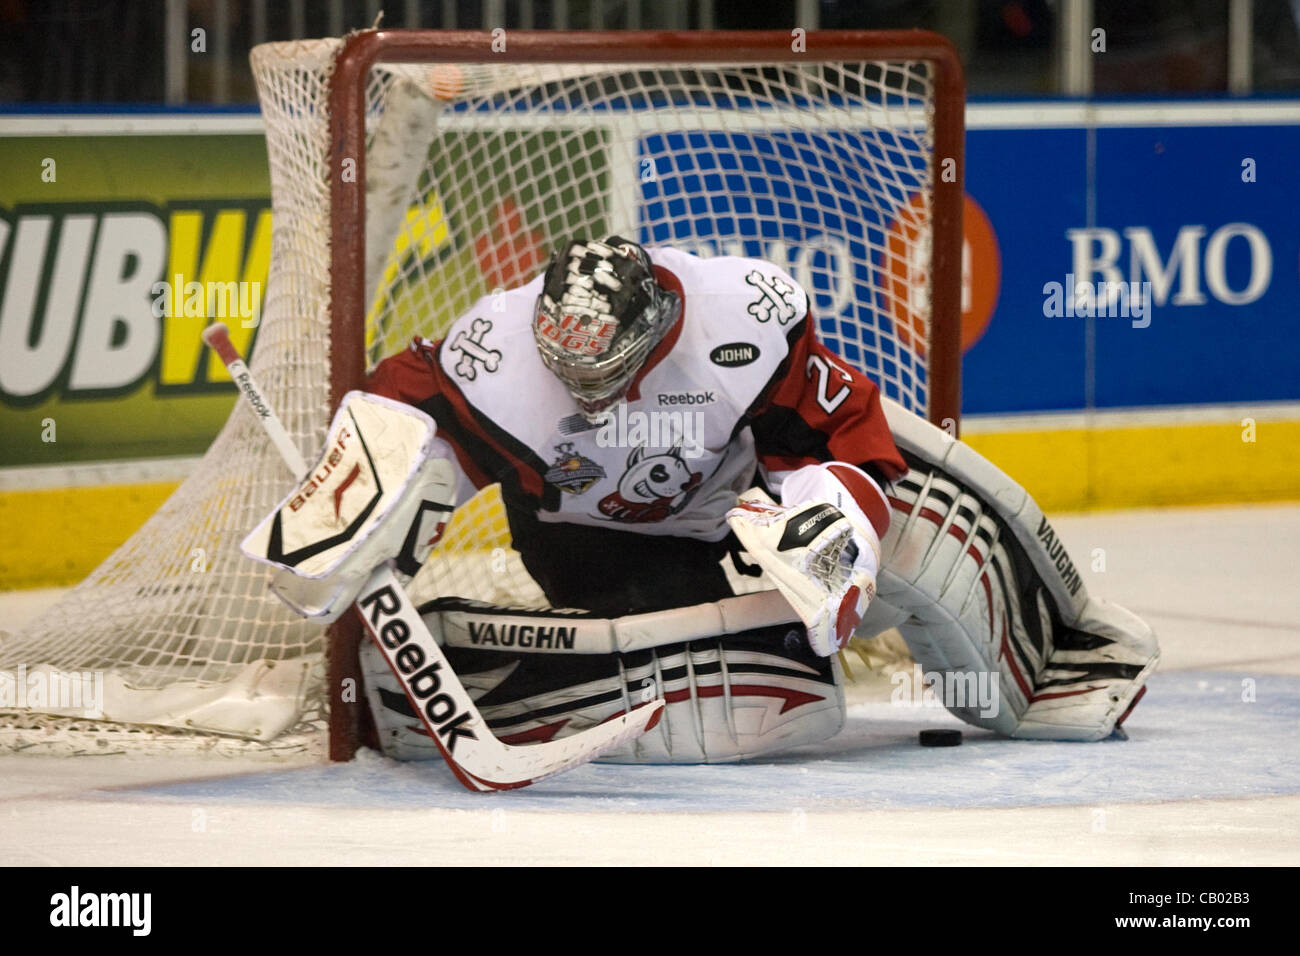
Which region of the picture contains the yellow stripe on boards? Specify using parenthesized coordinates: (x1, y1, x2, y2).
(1, 420, 1297, 590)
(0, 482, 177, 588)
(965, 419, 1300, 512)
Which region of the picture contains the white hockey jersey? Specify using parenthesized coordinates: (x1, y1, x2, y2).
(367, 246, 904, 542)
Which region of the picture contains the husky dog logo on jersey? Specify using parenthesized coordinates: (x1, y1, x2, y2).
(598, 444, 703, 523)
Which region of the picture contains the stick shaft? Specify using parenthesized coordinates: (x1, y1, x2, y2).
(202, 323, 308, 476)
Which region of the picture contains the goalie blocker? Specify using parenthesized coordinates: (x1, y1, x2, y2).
(240, 391, 460, 622)
(229, 380, 663, 787)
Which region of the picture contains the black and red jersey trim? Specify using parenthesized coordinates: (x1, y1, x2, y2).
(746, 315, 903, 489)
(423, 339, 561, 511)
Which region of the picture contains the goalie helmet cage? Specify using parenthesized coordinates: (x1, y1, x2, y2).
(0, 29, 964, 761)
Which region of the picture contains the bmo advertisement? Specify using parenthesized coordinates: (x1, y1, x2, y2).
(634, 110, 1300, 420)
(960, 112, 1300, 415)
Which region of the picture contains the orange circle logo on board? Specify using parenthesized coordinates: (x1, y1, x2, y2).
(883, 193, 1001, 355)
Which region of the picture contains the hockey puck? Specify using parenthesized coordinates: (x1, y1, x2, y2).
(919, 728, 962, 747)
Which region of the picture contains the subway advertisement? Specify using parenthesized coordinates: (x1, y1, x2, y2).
(1, 108, 1298, 470)
(0, 131, 270, 465)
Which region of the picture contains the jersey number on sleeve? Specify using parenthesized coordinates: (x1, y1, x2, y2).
(806, 354, 853, 414)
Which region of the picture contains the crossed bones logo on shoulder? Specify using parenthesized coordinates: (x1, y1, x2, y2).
(745, 270, 799, 325)
(451, 318, 502, 380)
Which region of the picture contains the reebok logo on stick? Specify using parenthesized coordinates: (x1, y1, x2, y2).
(358, 584, 477, 751)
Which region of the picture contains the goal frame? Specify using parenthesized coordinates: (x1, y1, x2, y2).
(323, 28, 966, 760)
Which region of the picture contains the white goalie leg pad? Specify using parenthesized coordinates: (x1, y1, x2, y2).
(241, 390, 458, 622)
(360, 637, 443, 761)
(873, 399, 1159, 741)
(431, 589, 799, 655)
(601, 631, 846, 764)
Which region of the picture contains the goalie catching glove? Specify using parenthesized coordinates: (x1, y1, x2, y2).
(726, 463, 887, 657)
(241, 391, 459, 622)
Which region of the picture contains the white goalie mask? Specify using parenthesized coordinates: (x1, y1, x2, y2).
(533, 237, 681, 420)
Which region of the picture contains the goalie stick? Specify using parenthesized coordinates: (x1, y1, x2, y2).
(202, 322, 664, 791)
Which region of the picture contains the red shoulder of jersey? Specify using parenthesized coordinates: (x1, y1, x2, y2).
(747, 316, 907, 484)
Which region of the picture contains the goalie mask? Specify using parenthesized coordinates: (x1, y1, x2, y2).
(534, 236, 681, 420)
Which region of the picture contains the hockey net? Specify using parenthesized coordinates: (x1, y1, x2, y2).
(0, 30, 962, 757)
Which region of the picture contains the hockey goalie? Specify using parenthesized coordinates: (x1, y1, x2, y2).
(252, 237, 1159, 764)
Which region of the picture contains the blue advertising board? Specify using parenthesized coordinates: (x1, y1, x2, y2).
(963, 112, 1300, 414)
(635, 110, 1300, 418)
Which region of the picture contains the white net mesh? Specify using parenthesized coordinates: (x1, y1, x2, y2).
(0, 36, 943, 754)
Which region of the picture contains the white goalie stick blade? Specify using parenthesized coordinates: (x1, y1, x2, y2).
(355, 565, 665, 791)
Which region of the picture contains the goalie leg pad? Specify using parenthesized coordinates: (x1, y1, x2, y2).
(364, 616, 845, 763)
(361, 636, 443, 761)
(871, 400, 1159, 741)
(466, 624, 845, 764)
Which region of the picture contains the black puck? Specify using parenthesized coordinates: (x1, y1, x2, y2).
(919, 728, 962, 747)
